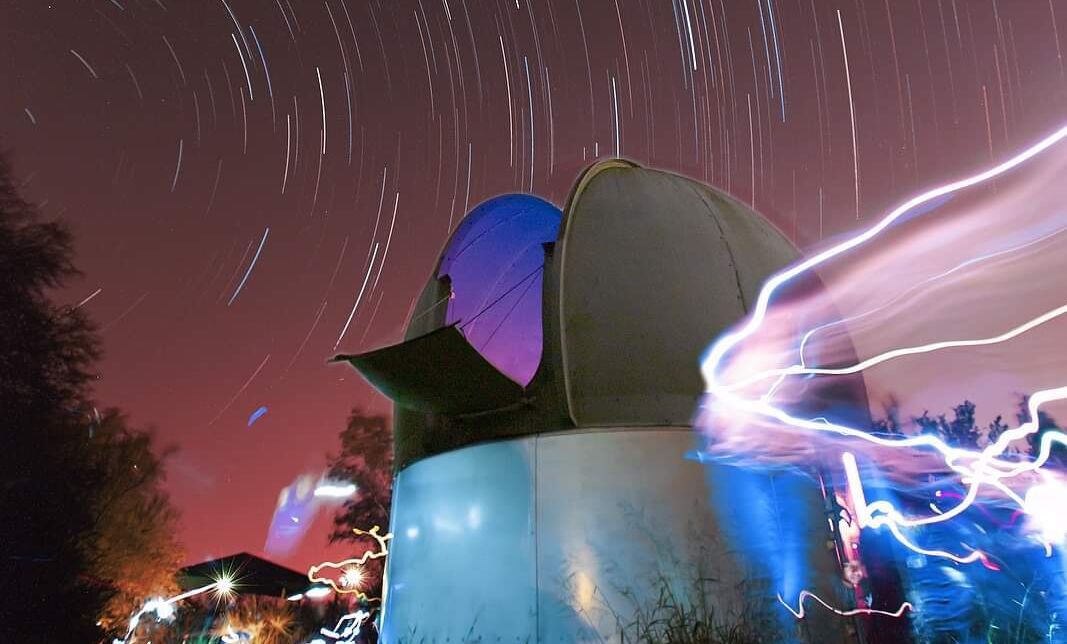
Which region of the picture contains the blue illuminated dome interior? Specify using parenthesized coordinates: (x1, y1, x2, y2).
(437, 194, 562, 385)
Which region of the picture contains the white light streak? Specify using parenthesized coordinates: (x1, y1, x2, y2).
(75, 287, 103, 309)
(304, 585, 332, 599)
(231, 33, 253, 101)
(171, 139, 183, 192)
(611, 74, 620, 156)
(70, 49, 99, 79)
(370, 193, 399, 293)
(282, 113, 291, 193)
(335, 243, 379, 350)
(228, 227, 270, 307)
(702, 121, 1067, 566)
(680, 0, 698, 71)
(207, 353, 271, 426)
(499, 36, 514, 167)
(314, 483, 357, 498)
(317, 66, 327, 155)
(836, 10, 859, 219)
(119, 576, 233, 644)
(778, 590, 913, 619)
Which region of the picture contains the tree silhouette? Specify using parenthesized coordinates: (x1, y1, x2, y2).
(325, 408, 393, 600)
(1017, 395, 1067, 467)
(874, 397, 1046, 454)
(0, 152, 182, 642)
(870, 394, 903, 436)
(912, 401, 982, 450)
(326, 408, 393, 540)
(870, 398, 1064, 643)
(81, 409, 184, 633)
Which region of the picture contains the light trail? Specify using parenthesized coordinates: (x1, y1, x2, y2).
(75, 287, 103, 309)
(316, 66, 327, 155)
(171, 139, 183, 192)
(208, 353, 271, 426)
(701, 122, 1067, 576)
(703, 121, 1067, 386)
(227, 227, 270, 306)
(727, 301, 1067, 393)
(247, 405, 268, 426)
(312, 610, 371, 644)
(370, 193, 399, 293)
(313, 482, 357, 498)
(778, 590, 913, 620)
(765, 0, 786, 121)
(334, 242, 379, 350)
(70, 49, 99, 79)
(283, 113, 292, 193)
(307, 525, 391, 601)
(499, 35, 514, 167)
(117, 575, 235, 644)
(231, 33, 253, 101)
(796, 226, 1067, 369)
(836, 9, 860, 219)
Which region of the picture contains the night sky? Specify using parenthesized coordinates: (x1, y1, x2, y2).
(4, 0, 1067, 572)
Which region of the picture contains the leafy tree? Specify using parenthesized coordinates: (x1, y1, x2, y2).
(82, 409, 184, 633)
(211, 595, 311, 644)
(1017, 395, 1067, 467)
(0, 155, 97, 422)
(912, 401, 981, 450)
(0, 152, 182, 642)
(985, 414, 1009, 447)
(871, 395, 903, 436)
(325, 408, 393, 599)
(326, 409, 393, 539)
(874, 398, 1039, 453)
(870, 398, 1065, 643)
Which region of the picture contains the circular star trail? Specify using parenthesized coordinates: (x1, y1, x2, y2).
(4, 0, 1067, 568)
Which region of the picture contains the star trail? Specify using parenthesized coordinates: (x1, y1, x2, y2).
(4, 0, 1067, 570)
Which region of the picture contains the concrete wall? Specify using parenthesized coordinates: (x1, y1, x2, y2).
(380, 428, 851, 643)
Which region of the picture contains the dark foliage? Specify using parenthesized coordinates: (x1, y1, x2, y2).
(326, 409, 393, 539)
(913, 401, 981, 450)
(871, 395, 903, 436)
(614, 577, 785, 644)
(325, 408, 394, 598)
(0, 152, 181, 642)
(1016, 395, 1067, 467)
(0, 154, 98, 425)
(875, 396, 1060, 458)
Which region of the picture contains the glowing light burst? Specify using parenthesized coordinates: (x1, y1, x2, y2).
(117, 573, 236, 644)
(1024, 479, 1067, 543)
(307, 525, 391, 601)
(304, 585, 333, 599)
(340, 565, 366, 589)
(700, 123, 1067, 603)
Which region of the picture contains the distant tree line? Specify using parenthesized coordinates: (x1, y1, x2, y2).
(872, 395, 1064, 464)
(869, 396, 1066, 644)
(0, 152, 182, 642)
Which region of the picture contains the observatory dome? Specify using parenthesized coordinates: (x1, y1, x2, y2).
(335, 160, 862, 644)
(340, 159, 801, 468)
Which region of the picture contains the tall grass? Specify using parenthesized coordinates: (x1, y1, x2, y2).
(602, 571, 785, 644)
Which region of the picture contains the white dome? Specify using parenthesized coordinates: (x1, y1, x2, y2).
(340, 159, 801, 467)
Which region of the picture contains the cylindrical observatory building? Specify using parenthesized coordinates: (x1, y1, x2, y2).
(336, 160, 856, 643)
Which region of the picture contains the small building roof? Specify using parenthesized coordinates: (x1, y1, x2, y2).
(179, 552, 308, 599)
